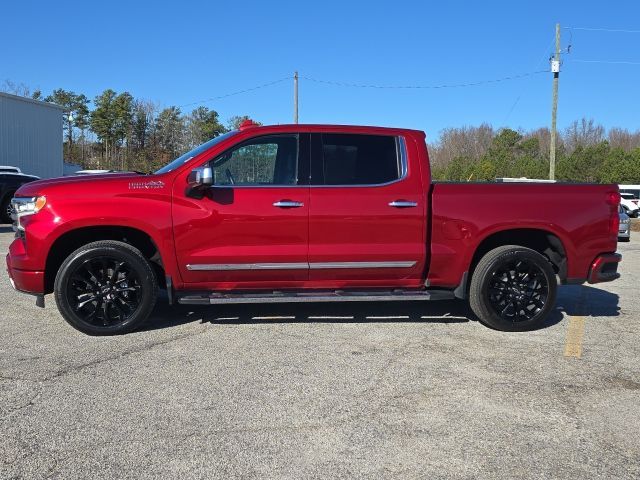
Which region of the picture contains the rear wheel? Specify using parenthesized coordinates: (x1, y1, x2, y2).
(1, 196, 12, 224)
(54, 240, 158, 335)
(469, 245, 557, 331)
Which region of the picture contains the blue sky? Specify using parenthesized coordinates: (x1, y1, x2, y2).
(2, 0, 639, 141)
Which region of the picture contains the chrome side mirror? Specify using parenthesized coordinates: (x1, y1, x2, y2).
(186, 166, 214, 199)
(188, 166, 214, 187)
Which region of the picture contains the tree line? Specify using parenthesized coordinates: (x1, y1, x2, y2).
(429, 118, 640, 183)
(2, 80, 253, 173)
(3, 80, 640, 182)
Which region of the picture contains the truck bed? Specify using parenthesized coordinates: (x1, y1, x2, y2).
(427, 182, 618, 287)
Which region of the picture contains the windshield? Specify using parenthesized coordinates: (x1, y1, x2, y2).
(154, 130, 238, 174)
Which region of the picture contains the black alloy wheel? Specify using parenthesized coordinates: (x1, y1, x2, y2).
(54, 241, 158, 335)
(485, 257, 548, 323)
(469, 245, 557, 331)
(67, 256, 142, 326)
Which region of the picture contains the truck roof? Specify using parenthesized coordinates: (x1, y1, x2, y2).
(238, 123, 426, 137)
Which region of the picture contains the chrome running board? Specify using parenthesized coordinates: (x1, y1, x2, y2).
(176, 289, 455, 305)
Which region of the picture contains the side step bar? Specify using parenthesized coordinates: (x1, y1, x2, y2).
(176, 289, 456, 305)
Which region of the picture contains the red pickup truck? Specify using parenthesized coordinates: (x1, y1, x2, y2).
(6, 122, 622, 335)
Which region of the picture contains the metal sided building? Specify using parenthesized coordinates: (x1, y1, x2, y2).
(0, 92, 63, 178)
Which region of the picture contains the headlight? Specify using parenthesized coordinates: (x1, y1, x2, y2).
(620, 217, 630, 225)
(11, 196, 46, 229)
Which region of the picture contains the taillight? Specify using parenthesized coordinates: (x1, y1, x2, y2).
(610, 214, 620, 237)
(606, 191, 620, 206)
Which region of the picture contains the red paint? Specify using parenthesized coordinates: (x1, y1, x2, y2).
(428, 182, 619, 287)
(172, 186, 310, 285)
(307, 135, 426, 287)
(6, 124, 620, 297)
(6, 249, 44, 293)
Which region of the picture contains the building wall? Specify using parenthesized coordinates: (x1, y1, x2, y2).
(0, 92, 63, 179)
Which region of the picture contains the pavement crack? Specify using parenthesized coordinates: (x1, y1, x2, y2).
(43, 325, 210, 382)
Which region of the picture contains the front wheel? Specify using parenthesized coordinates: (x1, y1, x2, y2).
(54, 240, 158, 335)
(469, 245, 557, 331)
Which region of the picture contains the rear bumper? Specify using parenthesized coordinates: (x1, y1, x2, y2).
(587, 253, 622, 284)
(6, 253, 45, 294)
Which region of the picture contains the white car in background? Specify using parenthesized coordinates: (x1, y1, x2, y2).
(620, 192, 639, 218)
(73, 169, 120, 175)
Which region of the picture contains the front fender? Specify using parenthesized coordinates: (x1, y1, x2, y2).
(12, 194, 179, 284)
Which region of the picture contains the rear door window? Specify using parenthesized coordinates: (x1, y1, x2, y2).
(318, 134, 402, 185)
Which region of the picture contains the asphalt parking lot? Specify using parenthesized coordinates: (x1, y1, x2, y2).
(1, 225, 639, 479)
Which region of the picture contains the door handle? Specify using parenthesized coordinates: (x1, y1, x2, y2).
(273, 200, 304, 208)
(388, 200, 418, 208)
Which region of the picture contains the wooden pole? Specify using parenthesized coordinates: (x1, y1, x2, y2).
(294, 71, 299, 124)
(549, 23, 561, 180)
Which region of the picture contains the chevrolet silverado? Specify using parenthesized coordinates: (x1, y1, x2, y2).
(6, 121, 622, 335)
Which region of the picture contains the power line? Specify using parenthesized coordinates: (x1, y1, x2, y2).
(178, 76, 292, 109)
(571, 59, 640, 65)
(564, 26, 640, 34)
(175, 69, 549, 111)
(503, 35, 557, 124)
(300, 71, 547, 90)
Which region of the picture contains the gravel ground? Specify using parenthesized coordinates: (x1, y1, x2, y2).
(1, 225, 639, 479)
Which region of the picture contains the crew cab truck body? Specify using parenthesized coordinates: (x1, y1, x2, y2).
(6, 122, 622, 335)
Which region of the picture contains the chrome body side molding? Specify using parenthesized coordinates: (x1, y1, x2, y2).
(186, 263, 309, 271)
(308, 261, 416, 269)
(186, 261, 417, 271)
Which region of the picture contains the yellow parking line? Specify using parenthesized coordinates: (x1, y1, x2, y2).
(564, 315, 585, 358)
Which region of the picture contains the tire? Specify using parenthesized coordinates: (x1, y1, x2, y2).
(54, 240, 158, 335)
(0, 195, 12, 224)
(469, 245, 557, 331)
(619, 237, 631, 242)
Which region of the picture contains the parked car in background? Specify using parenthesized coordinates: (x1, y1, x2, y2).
(0, 166, 22, 174)
(0, 168, 39, 223)
(619, 205, 631, 242)
(620, 193, 639, 217)
(619, 185, 640, 200)
(73, 169, 122, 175)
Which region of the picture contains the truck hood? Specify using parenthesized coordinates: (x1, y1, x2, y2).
(15, 173, 159, 197)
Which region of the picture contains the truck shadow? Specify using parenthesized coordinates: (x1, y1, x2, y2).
(144, 284, 619, 333)
(145, 295, 472, 331)
(0, 225, 13, 233)
(555, 284, 620, 317)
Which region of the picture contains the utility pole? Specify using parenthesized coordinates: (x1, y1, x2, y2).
(293, 71, 299, 124)
(549, 23, 561, 180)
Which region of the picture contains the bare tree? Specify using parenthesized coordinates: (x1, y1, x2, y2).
(131, 100, 159, 151)
(608, 127, 640, 151)
(1, 79, 32, 97)
(563, 118, 605, 153)
(524, 127, 555, 157)
(429, 124, 494, 167)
